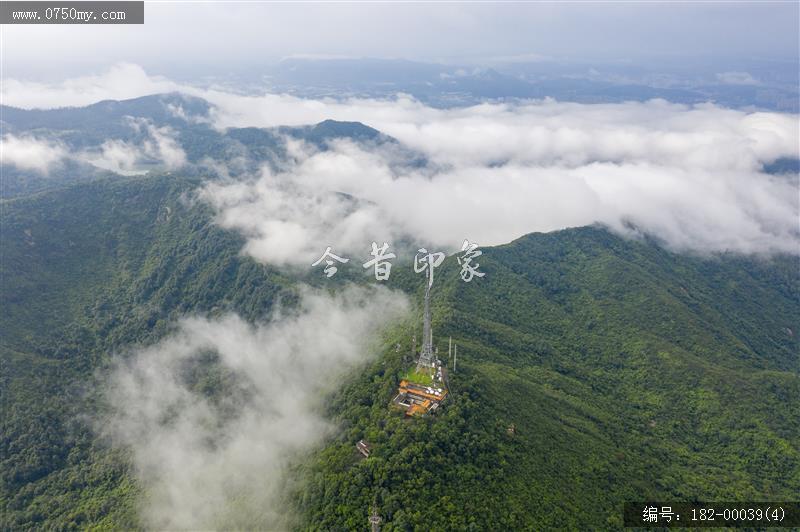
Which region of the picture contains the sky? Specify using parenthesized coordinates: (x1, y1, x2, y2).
(3, 2, 799, 80)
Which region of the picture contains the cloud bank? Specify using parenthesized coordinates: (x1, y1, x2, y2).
(4, 65, 799, 258)
(198, 98, 799, 261)
(2, 117, 187, 175)
(82, 117, 188, 173)
(0, 135, 67, 173)
(716, 71, 761, 86)
(99, 285, 408, 530)
(123, 118, 188, 170)
(1, 63, 180, 109)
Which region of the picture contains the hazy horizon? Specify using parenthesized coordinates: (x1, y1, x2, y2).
(3, 2, 798, 82)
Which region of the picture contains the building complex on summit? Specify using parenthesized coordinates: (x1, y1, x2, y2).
(392, 262, 452, 417)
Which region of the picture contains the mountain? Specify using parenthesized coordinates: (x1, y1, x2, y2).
(285, 119, 384, 146)
(262, 57, 800, 110)
(0, 93, 211, 147)
(296, 227, 799, 529)
(1, 94, 418, 199)
(1, 173, 297, 528)
(1, 94, 390, 152)
(2, 166, 797, 528)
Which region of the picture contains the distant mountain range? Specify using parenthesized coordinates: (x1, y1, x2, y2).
(2, 92, 797, 201)
(255, 57, 800, 111)
(0, 93, 425, 198)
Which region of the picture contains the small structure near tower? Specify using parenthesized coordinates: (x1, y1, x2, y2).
(393, 378, 446, 416)
(355, 439, 372, 458)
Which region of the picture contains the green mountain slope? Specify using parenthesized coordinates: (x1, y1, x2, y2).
(1, 94, 422, 199)
(1, 173, 298, 528)
(294, 229, 799, 530)
(1, 173, 798, 530)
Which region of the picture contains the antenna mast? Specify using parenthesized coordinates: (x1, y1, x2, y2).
(448, 336, 452, 367)
(417, 280, 435, 369)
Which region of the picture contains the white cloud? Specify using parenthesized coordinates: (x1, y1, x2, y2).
(3, 65, 799, 258)
(197, 96, 800, 263)
(83, 119, 187, 173)
(2, 90, 187, 175)
(87, 139, 141, 174)
(193, 92, 799, 259)
(716, 71, 761, 86)
(1, 63, 178, 109)
(140, 121, 187, 169)
(200, 137, 799, 263)
(99, 285, 409, 530)
(1, 134, 67, 173)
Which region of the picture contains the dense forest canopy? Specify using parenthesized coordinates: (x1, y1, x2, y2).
(1, 92, 798, 529)
(1, 168, 797, 529)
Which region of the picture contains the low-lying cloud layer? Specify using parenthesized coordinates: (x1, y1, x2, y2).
(4, 64, 799, 258)
(2, 118, 187, 175)
(0, 134, 67, 173)
(1, 63, 180, 109)
(199, 101, 798, 261)
(89, 119, 187, 173)
(99, 285, 408, 530)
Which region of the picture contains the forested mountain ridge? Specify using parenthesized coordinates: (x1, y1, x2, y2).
(1, 173, 301, 528)
(1, 94, 415, 199)
(1, 166, 797, 529)
(295, 227, 799, 529)
(1, 93, 212, 140)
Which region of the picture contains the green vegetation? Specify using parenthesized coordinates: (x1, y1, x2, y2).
(1, 173, 299, 529)
(1, 171, 798, 530)
(401, 367, 435, 386)
(292, 228, 799, 530)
